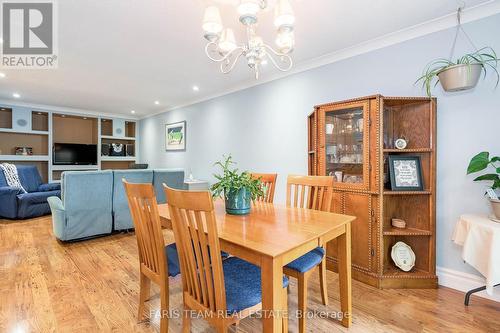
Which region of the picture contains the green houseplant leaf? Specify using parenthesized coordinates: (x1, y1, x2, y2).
(467, 152, 490, 174)
(467, 151, 500, 191)
(211, 155, 264, 201)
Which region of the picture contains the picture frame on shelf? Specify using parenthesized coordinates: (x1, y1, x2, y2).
(165, 121, 186, 151)
(388, 155, 424, 191)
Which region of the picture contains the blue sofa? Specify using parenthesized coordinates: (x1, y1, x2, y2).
(0, 165, 61, 219)
(48, 169, 184, 241)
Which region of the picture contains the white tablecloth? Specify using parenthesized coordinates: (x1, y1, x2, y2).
(452, 214, 500, 295)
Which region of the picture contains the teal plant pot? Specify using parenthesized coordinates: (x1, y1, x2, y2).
(225, 188, 251, 215)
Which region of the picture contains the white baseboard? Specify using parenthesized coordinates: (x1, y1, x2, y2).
(437, 266, 500, 303)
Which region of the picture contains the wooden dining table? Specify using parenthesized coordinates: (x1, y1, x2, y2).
(158, 200, 355, 333)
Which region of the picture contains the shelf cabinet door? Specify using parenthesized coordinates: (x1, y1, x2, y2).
(326, 192, 373, 272)
(344, 192, 372, 271)
(318, 100, 370, 190)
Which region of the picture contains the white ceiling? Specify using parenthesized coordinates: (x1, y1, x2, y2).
(0, 0, 496, 117)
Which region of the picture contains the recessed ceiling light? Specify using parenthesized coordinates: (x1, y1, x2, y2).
(12, 93, 20, 98)
(131, 110, 136, 114)
(37, 112, 42, 115)
(154, 101, 160, 105)
(1, 108, 6, 111)
(83, 117, 87, 120)
(0, 72, 6, 78)
(61, 114, 66, 117)
(193, 86, 200, 92)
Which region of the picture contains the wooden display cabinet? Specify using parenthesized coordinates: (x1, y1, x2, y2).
(308, 95, 437, 289)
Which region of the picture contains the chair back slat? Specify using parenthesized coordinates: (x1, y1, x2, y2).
(164, 187, 227, 313)
(286, 175, 334, 211)
(123, 180, 167, 278)
(251, 173, 277, 203)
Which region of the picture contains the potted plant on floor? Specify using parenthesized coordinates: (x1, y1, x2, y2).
(211, 155, 263, 215)
(416, 47, 499, 97)
(467, 151, 500, 220)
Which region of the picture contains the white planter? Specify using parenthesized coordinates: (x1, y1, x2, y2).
(437, 63, 482, 92)
(491, 199, 500, 220)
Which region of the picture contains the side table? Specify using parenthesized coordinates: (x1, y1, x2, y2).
(452, 214, 500, 305)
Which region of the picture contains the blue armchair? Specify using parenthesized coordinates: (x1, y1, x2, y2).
(0, 165, 61, 219)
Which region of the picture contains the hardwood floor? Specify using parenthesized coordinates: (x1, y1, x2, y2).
(1, 216, 499, 333)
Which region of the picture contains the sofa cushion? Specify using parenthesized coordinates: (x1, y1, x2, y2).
(38, 183, 61, 192)
(113, 170, 154, 230)
(17, 165, 43, 193)
(17, 190, 60, 205)
(16, 190, 60, 219)
(153, 169, 185, 204)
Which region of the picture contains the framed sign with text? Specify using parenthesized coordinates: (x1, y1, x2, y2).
(388, 155, 424, 191)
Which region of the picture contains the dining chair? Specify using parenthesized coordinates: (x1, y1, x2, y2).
(163, 185, 289, 333)
(285, 174, 333, 333)
(251, 173, 278, 203)
(123, 180, 181, 333)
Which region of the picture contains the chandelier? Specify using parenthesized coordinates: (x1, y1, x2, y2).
(202, 0, 296, 79)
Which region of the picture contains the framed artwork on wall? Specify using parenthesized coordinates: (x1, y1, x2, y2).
(388, 155, 424, 191)
(165, 121, 186, 151)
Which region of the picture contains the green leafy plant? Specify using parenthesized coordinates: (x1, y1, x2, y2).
(467, 151, 500, 190)
(416, 47, 500, 97)
(211, 155, 264, 200)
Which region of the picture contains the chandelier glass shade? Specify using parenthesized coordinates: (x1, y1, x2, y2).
(202, 0, 295, 79)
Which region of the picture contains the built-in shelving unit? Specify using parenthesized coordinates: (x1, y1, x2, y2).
(100, 156, 136, 161)
(0, 155, 50, 161)
(0, 104, 139, 182)
(101, 135, 136, 141)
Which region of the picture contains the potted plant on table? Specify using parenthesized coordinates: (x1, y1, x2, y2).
(416, 47, 499, 97)
(467, 151, 500, 220)
(211, 155, 263, 215)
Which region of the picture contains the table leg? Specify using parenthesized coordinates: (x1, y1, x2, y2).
(465, 283, 500, 306)
(261, 256, 283, 333)
(337, 223, 352, 327)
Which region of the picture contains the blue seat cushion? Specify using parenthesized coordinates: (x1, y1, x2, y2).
(223, 257, 289, 314)
(165, 243, 230, 278)
(285, 247, 325, 273)
(165, 243, 181, 277)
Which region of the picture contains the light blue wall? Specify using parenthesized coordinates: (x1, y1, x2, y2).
(139, 14, 500, 275)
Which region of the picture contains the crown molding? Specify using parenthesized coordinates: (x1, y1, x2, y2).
(0, 98, 140, 120)
(141, 0, 500, 119)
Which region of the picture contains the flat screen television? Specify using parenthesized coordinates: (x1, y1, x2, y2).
(53, 143, 98, 165)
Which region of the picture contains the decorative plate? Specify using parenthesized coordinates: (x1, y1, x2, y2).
(391, 241, 416, 272)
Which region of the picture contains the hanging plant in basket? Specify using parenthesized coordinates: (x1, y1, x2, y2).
(417, 48, 499, 97)
(416, 7, 499, 97)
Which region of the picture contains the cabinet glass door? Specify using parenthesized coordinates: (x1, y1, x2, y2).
(325, 105, 366, 186)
